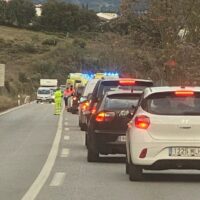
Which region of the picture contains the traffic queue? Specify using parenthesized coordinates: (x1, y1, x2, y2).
(65, 72, 200, 182)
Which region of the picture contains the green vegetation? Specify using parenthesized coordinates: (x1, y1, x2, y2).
(1, 0, 200, 111)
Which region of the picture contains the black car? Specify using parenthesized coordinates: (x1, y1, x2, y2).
(87, 90, 143, 162)
(71, 86, 85, 114)
(84, 78, 153, 143)
(87, 78, 153, 123)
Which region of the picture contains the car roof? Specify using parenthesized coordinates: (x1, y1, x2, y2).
(106, 90, 143, 96)
(144, 86, 200, 97)
(100, 78, 153, 83)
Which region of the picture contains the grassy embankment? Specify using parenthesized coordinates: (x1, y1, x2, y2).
(0, 25, 159, 111)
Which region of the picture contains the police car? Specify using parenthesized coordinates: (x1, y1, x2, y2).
(126, 87, 200, 181)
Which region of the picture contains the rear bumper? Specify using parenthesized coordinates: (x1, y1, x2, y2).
(129, 128, 200, 168)
(37, 98, 53, 102)
(94, 131, 126, 154)
(144, 159, 200, 170)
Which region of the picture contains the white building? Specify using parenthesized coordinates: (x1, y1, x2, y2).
(97, 13, 118, 21)
(35, 4, 42, 17)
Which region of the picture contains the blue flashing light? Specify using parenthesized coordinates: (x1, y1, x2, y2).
(104, 72, 119, 77)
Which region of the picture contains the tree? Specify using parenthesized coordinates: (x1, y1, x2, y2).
(7, 0, 35, 27)
(39, 0, 99, 32)
(0, 0, 7, 24)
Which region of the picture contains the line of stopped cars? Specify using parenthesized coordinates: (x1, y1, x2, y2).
(77, 77, 200, 181)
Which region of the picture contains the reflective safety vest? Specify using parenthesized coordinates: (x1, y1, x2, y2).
(54, 90, 62, 100)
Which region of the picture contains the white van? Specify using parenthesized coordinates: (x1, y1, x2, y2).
(36, 87, 54, 103)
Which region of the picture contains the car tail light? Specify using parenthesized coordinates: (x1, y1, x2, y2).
(135, 115, 150, 129)
(80, 101, 89, 111)
(91, 103, 97, 114)
(175, 90, 194, 97)
(119, 79, 135, 86)
(139, 148, 147, 158)
(96, 111, 115, 122)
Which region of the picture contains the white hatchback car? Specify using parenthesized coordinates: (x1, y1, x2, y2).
(126, 86, 200, 181)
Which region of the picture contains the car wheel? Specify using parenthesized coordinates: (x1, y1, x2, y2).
(126, 156, 129, 174)
(85, 133, 88, 147)
(129, 162, 144, 181)
(87, 148, 99, 162)
(80, 123, 87, 131)
(87, 133, 99, 162)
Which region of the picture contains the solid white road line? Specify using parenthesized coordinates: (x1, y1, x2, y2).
(60, 148, 70, 158)
(21, 106, 64, 200)
(65, 127, 69, 131)
(64, 135, 70, 140)
(49, 172, 66, 187)
(0, 103, 29, 116)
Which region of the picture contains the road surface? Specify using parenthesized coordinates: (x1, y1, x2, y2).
(1, 103, 200, 200)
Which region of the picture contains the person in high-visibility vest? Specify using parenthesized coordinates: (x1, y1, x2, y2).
(67, 85, 75, 110)
(54, 87, 62, 115)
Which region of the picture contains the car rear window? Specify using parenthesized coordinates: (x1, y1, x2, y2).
(142, 92, 200, 115)
(99, 81, 153, 97)
(104, 94, 141, 110)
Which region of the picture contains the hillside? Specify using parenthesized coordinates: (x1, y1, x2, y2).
(0, 25, 147, 111)
(33, 0, 120, 12)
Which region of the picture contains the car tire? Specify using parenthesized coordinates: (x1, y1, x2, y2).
(87, 133, 99, 162)
(85, 133, 88, 147)
(80, 123, 87, 131)
(126, 157, 129, 174)
(87, 148, 99, 162)
(129, 162, 144, 182)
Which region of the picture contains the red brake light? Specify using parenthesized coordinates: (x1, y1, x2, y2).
(119, 79, 135, 86)
(80, 101, 89, 111)
(175, 90, 194, 97)
(91, 103, 97, 114)
(135, 115, 150, 129)
(96, 111, 115, 122)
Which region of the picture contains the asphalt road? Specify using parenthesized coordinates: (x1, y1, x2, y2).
(1, 103, 200, 200)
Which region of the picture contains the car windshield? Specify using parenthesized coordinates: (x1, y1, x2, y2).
(104, 94, 141, 110)
(142, 92, 200, 115)
(38, 89, 50, 95)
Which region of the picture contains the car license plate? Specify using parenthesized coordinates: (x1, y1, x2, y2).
(169, 147, 200, 157)
(117, 136, 126, 142)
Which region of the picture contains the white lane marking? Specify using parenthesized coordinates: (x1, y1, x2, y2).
(60, 148, 70, 158)
(21, 106, 64, 200)
(65, 118, 68, 121)
(64, 135, 70, 140)
(49, 172, 66, 187)
(64, 122, 68, 126)
(0, 103, 30, 116)
(65, 127, 69, 131)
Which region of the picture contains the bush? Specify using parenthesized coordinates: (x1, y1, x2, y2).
(0, 96, 17, 112)
(21, 42, 38, 53)
(73, 38, 86, 48)
(42, 38, 58, 46)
